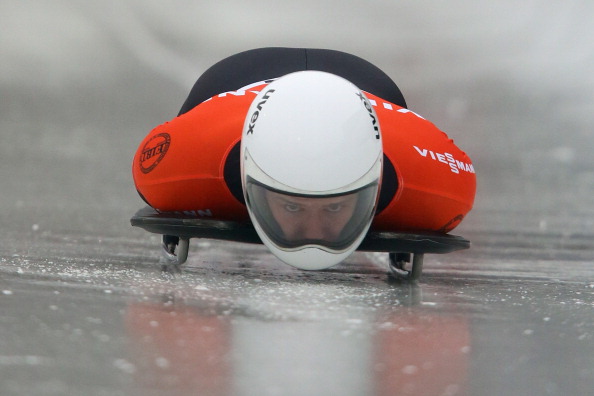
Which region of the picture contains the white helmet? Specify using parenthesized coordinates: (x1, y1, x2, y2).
(240, 71, 383, 270)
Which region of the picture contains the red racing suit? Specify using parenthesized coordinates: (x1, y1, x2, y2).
(133, 82, 476, 234)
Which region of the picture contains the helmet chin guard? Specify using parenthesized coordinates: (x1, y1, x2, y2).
(241, 71, 383, 270)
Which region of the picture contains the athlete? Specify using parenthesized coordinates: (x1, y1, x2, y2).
(133, 48, 476, 270)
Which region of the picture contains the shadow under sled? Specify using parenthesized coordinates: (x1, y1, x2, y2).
(130, 206, 470, 281)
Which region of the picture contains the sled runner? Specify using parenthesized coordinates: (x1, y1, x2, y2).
(131, 206, 470, 281)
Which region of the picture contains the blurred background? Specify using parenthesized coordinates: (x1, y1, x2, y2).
(2, 0, 593, 237)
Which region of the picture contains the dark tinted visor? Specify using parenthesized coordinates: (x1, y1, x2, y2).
(246, 179, 378, 252)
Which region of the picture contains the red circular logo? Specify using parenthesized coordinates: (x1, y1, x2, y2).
(139, 133, 170, 174)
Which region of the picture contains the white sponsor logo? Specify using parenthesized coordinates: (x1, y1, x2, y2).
(203, 80, 277, 102)
(413, 146, 475, 174)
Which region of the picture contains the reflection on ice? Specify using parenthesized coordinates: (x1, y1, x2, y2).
(124, 291, 471, 396)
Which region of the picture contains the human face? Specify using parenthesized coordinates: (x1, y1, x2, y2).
(265, 190, 358, 242)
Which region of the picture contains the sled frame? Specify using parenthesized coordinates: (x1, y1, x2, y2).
(131, 206, 470, 281)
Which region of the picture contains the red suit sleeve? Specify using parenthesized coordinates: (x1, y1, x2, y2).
(367, 93, 476, 233)
(132, 90, 262, 222)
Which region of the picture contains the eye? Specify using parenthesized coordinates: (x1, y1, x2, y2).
(325, 203, 343, 213)
(284, 203, 302, 213)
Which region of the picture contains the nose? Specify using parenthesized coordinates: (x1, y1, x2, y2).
(303, 213, 326, 240)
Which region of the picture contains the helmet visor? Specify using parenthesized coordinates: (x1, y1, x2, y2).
(246, 179, 379, 252)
